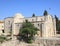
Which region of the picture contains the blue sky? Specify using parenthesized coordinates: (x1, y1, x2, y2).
(0, 0, 60, 20)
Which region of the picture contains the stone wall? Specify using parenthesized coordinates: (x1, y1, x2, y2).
(0, 38, 60, 46)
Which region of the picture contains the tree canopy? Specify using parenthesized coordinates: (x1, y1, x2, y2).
(55, 15, 60, 34)
(32, 13, 35, 17)
(43, 10, 48, 16)
(18, 20, 38, 43)
(0, 35, 7, 43)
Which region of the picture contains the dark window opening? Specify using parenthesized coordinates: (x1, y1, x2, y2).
(2, 30, 4, 33)
(38, 24, 39, 26)
(8, 21, 10, 24)
(33, 24, 34, 25)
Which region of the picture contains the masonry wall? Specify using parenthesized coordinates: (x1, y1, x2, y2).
(43, 15, 55, 37)
(4, 17, 13, 35)
(4, 14, 56, 38)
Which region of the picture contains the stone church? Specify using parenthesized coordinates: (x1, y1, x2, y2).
(0, 12, 59, 46)
(0, 12, 56, 38)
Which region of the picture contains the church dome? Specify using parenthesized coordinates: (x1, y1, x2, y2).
(14, 13, 24, 18)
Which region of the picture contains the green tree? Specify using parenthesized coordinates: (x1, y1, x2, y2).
(55, 15, 59, 30)
(0, 35, 6, 43)
(32, 13, 35, 17)
(19, 20, 38, 43)
(43, 10, 48, 16)
(55, 15, 60, 34)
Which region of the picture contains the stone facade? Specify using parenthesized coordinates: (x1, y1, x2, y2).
(0, 13, 60, 46)
(4, 13, 56, 38)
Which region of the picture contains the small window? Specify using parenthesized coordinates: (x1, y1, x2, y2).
(33, 24, 34, 25)
(2, 30, 4, 33)
(8, 21, 10, 24)
(15, 23, 19, 27)
(41, 18, 43, 21)
(32, 19, 34, 21)
(38, 24, 39, 26)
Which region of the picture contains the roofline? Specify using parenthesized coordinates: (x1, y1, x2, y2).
(4, 15, 44, 19)
(4, 14, 54, 20)
(4, 17, 14, 19)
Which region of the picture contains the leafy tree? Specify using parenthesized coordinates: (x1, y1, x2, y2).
(43, 10, 48, 16)
(55, 15, 60, 34)
(18, 20, 38, 43)
(32, 13, 35, 17)
(0, 35, 6, 43)
(55, 15, 59, 30)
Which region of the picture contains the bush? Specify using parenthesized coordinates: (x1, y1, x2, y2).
(27, 39, 32, 43)
(0, 36, 6, 43)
